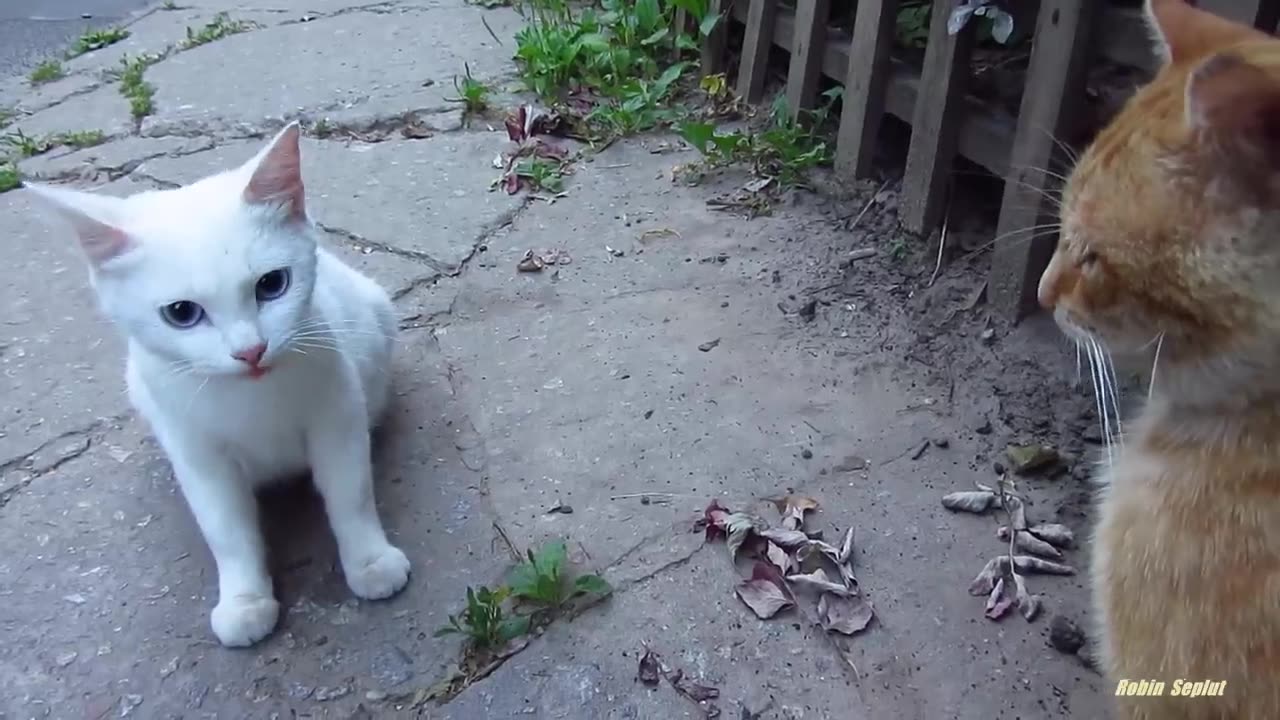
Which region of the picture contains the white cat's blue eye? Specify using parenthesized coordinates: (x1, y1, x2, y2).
(160, 301, 204, 329)
(255, 268, 290, 302)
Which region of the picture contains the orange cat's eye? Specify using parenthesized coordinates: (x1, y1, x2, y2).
(1080, 250, 1099, 268)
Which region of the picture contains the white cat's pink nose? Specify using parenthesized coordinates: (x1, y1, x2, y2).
(232, 343, 267, 366)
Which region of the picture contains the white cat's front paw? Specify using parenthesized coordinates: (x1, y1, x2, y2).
(345, 544, 411, 600)
(211, 593, 280, 647)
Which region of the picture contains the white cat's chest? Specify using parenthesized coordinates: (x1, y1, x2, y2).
(127, 346, 356, 484)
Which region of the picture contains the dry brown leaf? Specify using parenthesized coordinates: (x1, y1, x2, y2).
(769, 495, 819, 530)
(835, 527, 855, 564)
(638, 649, 660, 686)
(723, 512, 762, 559)
(735, 562, 793, 619)
(666, 668, 720, 702)
(969, 556, 1004, 596)
(765, 542, 792, 574)
(941, 491, 998, 513)
(984, 578, 1015, 620)
(817, 593, 874, 635)
(786, 568, 853, 596)
(758, 527, 809, 548)
(1012, 573, 1042, 621)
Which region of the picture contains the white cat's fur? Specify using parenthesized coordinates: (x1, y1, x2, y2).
(24, 123, 410, 647)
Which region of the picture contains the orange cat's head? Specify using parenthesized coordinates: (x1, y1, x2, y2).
(1039, 0, 1280, 380)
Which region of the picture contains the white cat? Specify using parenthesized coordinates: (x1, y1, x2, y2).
(24, 122, 411, 647)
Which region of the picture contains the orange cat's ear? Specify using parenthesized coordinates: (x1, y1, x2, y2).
(1186, 53, 1280, 187)
(1145, 0, 1270, 66)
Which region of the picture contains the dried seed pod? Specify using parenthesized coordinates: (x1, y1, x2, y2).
(1028, 523, 1074, 548)
(997, 526, 1063, 559)
(1011, 555, 1075, 575)
(942, 491, 997, 513)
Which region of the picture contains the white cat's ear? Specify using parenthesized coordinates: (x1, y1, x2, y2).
(242, 121, 306, 222)
(24, 182, 135, 267)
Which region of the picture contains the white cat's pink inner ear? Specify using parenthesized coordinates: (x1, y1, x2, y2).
(25, 183, 135, 265)
(74, 216, 133, 264)
(243, 122, 306, 220)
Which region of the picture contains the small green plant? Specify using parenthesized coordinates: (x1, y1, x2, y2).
(56, 130, 106, 149)
(68, 26, 130, 58)
(0, 162, 19, 194)
(29, 60, 66, 85)
(511, 0, 719, 140)
(311, 118, 334, 138)
(679, 90, 840, 187)
(448, 63, 491, 116)
(508, 541, 612, 607)
(889, 236, 909, 261)
(895, 2, 932, 49)
(118, 53, 161, 119)
(0, 108, 13, 130)
(2, 128, 106, 158)
(161, 0, 181, 9)
(435, 585, 530, 649)
(514, 157, 566, 193)
(180, 12, 254, 50)
(2, 129, 50, 158)
(589, 61, 687, 135)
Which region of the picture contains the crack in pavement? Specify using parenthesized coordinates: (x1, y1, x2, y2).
(0, 412, 133, 509)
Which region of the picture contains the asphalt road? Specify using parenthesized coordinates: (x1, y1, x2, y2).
(0, 0, 154, 77)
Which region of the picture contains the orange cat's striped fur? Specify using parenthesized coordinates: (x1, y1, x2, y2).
(1038, 1, 1280, 718)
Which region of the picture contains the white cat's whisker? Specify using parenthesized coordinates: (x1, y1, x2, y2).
(1095, 338, 1124, 449)
(1148, 332, 1165, 401)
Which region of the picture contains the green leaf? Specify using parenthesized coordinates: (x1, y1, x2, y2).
(509, 562, 540, 595)
(573, 574, 613, 596)
(680, 121, 716, 154)
(576, 32, 610, 52)
(698, 12, 721, 37)
(531, 542, 568, 576)
(640, 27, 670, 46)
(653, 62, 687, 96)
(634, 0, 661, 34)
(498, 615, 532, 642)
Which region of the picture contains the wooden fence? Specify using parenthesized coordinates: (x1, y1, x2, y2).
(691, 0, 1280, 321)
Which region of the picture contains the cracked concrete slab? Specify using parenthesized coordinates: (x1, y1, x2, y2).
(4, 83, 136, 140)
(138, 3, 522, 137)
(16, 134, 212, 181)
(140, 133, 526, 270)
(1, 0, 1111, 718)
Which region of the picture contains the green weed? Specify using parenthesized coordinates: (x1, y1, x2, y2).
(56, 130, 106, 149)
(118, 53, 162, 119)
(435, 586, 530, 649)
(68, 27, 130, 58)
(448, 63, 491, 116)
(508, 541, 611, 608)
(0, 162, 19, 193)
(181, 13, 254, 50)
(2, 128, 106, 158)
(679, 90, 841, 187)
(0, 108, 13, 130)
(2, 129, 49, 158)
(894, 2, 931, 49)
(161, 0, 181, 9)
(512, 0, 719, 138)
(514, 157, 566, 193)
(435, 540, 612, 652)
(29, 60, 66, 85)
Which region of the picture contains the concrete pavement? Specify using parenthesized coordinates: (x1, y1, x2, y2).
(0, 1, 1109, 718)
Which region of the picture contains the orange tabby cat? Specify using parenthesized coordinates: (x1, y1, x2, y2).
(1038, 1, 1280, 718)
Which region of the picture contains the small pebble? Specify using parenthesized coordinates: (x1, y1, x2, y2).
(801, 448, 813, 459)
